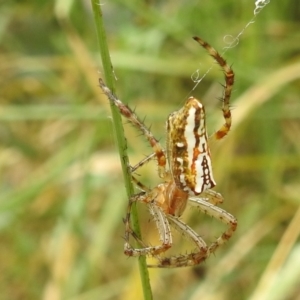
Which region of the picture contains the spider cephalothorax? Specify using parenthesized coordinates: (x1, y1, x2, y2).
(100, 36, 237, 268)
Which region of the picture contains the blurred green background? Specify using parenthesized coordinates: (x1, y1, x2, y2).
(1, 0, 300, 299)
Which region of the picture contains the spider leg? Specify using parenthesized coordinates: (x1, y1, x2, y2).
(151, 198, 237, 268)
(188, 197, 237, 255)
(130, 151, 172, 197)
(147, 215, 208, 268)
(193, 37, 234, 141)
(130, 152, 157, 173)
(130, 151, 170, 192)
(124, 192, 172, 257)
(197, 189, 224, 205)
(130, 153, 159, 192)
(131, 175, 151, 192)
(167, 215, 207, 250)
(99, 79, 167, 179)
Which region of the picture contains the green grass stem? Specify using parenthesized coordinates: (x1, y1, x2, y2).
(90, 1, 153, 299)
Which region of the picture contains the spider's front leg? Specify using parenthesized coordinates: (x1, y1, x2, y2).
(200, 189, 224, 205)
(123, 190, 173, 257)
(153, 196, 237, 268)
(149, 215, 209, 268)
(188, 197, 237, 254)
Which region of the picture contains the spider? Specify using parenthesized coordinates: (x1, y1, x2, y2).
(99, 36, 237, 268)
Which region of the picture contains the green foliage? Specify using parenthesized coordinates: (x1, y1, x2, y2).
(0, 0, 300, 299)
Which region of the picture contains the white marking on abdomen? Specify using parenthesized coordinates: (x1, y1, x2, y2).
(185, 106, 197, 171)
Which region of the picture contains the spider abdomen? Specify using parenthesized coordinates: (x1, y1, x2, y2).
(167, 97, 216, 196)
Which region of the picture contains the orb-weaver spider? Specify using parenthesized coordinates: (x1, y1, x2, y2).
(100, 36, 237, 268)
